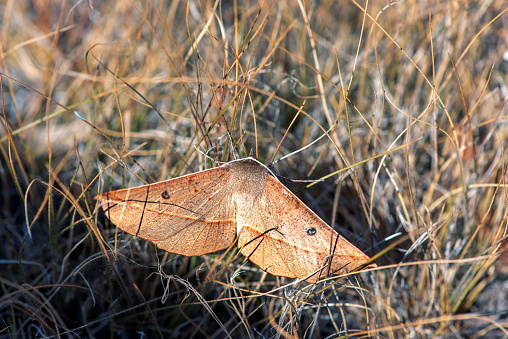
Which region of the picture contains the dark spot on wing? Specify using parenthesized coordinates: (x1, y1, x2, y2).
(306, 227, 316, 236)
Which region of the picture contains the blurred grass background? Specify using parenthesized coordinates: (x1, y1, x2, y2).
(1, 0, 507, 337)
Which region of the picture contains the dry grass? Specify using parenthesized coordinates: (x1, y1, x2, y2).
(1, 0, 507, 337)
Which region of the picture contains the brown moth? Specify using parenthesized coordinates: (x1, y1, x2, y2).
(96, 157, 376, 282)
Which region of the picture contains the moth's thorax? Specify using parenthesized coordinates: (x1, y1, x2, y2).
(227, 159, 270, 214)
(227, 159, 268, 191)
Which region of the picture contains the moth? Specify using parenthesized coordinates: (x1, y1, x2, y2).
(96, 157, 376, 282)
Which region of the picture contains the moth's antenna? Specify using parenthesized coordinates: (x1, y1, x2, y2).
(275, 175, 323, 184)
(226, 131, 240, 160)
(194, 145, 224, 166)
